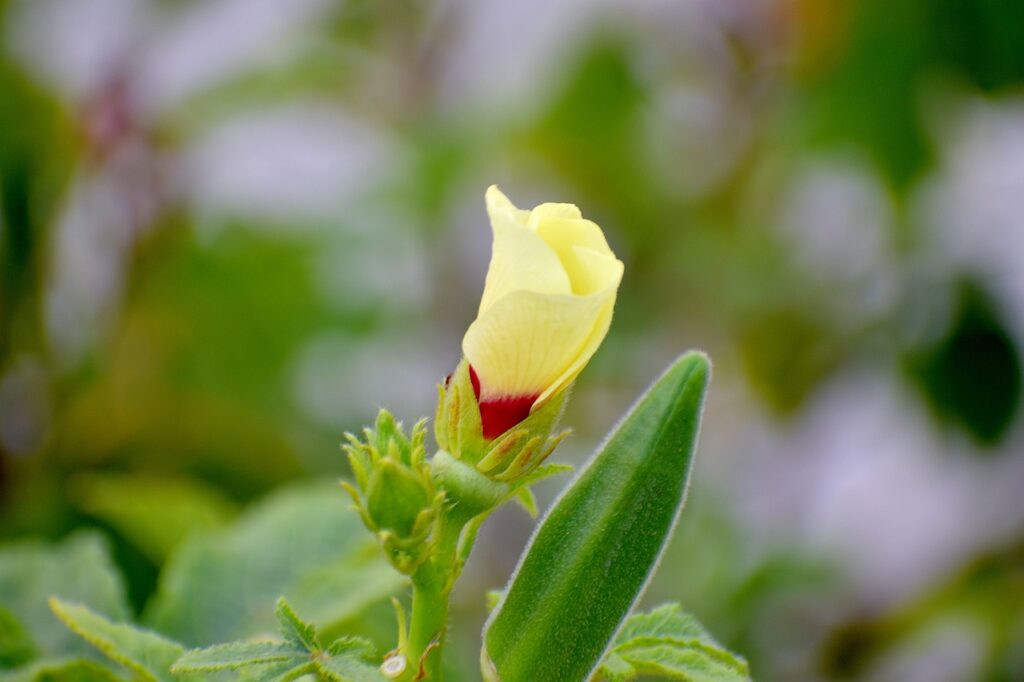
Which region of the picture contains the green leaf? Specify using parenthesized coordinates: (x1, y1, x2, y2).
(145, 482, 405, 645)
(316, 637, 382, 682)
(274, 599, 319, 652)
(0, 606, 38, 668)
(237, 660, 316, 682)
(171, 641, 303, 672)
(2, 657, 124, 681)
(595, 604, 750, 682)
(48, 599, 188, 682)
(70, 473, 237, 563)
(905, 280, 1022, 446)
(483, 352, 712, 682)
(0, 532, 129, 661)
(612, 603, 712, 642)
(171, 607, 380, 682)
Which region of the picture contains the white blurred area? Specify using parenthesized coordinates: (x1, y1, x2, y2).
(3, 0, 1024, 680)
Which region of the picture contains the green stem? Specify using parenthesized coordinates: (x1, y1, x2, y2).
(397, 452, 506, 680)
(401, 510, 468, 681)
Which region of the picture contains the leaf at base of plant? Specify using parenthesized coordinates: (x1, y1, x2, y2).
(595, 604, 750, 681)
(48, 599, 189, 682)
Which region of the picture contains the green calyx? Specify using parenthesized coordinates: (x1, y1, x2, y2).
(342, 410, 442, 574)
(435, 360, 570, 483)
(430, 450, 508, 521)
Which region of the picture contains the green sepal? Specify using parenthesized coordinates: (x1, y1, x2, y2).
(482, 352, 712, 682)
(366, 459, 432, 538)
(435, 359, 571, 486)
(430, 450, 508, 521)
(435, 360, 486, 463)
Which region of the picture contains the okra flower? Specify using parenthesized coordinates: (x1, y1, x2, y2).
(463, 186, 624, 439)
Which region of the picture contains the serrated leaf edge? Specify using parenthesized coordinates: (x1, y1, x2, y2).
(49, 598, 182, 682)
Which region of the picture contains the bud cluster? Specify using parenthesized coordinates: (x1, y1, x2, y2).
(341, 411, 443, 575)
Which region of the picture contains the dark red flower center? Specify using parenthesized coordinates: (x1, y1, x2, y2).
(469, 366, 538, 440)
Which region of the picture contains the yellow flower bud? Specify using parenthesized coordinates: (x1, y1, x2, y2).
(462, 186, 624, 439)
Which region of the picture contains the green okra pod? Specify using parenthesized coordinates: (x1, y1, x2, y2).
(482, 351, 711, 682)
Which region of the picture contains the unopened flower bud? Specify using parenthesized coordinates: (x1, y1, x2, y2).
(341, 410, 440, 574)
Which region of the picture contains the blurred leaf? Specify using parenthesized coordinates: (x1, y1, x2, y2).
(144, 482, 405, 646)
(0, 56, 77, 361)
(285, 555, 405, 630)
(595, 604, 750, 682)
(738, 308, 838, 415)
(906, 281, 1021, 446)
(54, 227, 339, 495)
(49, 600, 192, 682)
(528, 37, 661, 245)
(0, 606, 37, 668)
(821, 537, 1024, 678)
(797, 0, 932, 190)
(929, 0, 1024, 91)
(70, 473, 237, 564)
(3, 658, 123, 682)
(0, 532, 129, 662)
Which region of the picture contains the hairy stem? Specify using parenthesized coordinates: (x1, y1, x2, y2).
(401, 507, 471, 681)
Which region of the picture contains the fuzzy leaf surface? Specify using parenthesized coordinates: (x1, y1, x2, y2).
(595, 604, 750, 681)
(483, 352, 711, 682)
(171, 641, 303, 672)
(49, 599, 190, 682)
(274, 599, 319, 652)
(316, 637, 382, 682)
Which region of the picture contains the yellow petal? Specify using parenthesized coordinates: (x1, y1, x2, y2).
(463, 288, 612, 401)
(534, 217, 616, 294)
(467, 186, 624, 407)
(529, 202, 582, 224)
(485, 185, 530, 228)
(479, 187, 570, 315)
(536, 251, 622, 404)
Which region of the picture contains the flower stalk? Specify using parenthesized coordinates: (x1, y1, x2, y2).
(344, 185, 625, 680)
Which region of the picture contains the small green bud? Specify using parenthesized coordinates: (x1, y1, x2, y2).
(366, 458, 431, 537)
(341, 410, 439, 574)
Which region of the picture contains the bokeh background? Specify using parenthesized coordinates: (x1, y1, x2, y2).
(2, 0, 1023, 680)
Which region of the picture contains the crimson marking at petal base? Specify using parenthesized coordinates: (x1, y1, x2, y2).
(470, 366, 538, 440)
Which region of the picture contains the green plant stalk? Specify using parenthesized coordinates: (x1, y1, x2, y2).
(402, 516, 460, 681)
(399, 452, 508, 679)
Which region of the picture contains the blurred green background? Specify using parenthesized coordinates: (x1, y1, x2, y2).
(2, 0, 1023, 680)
